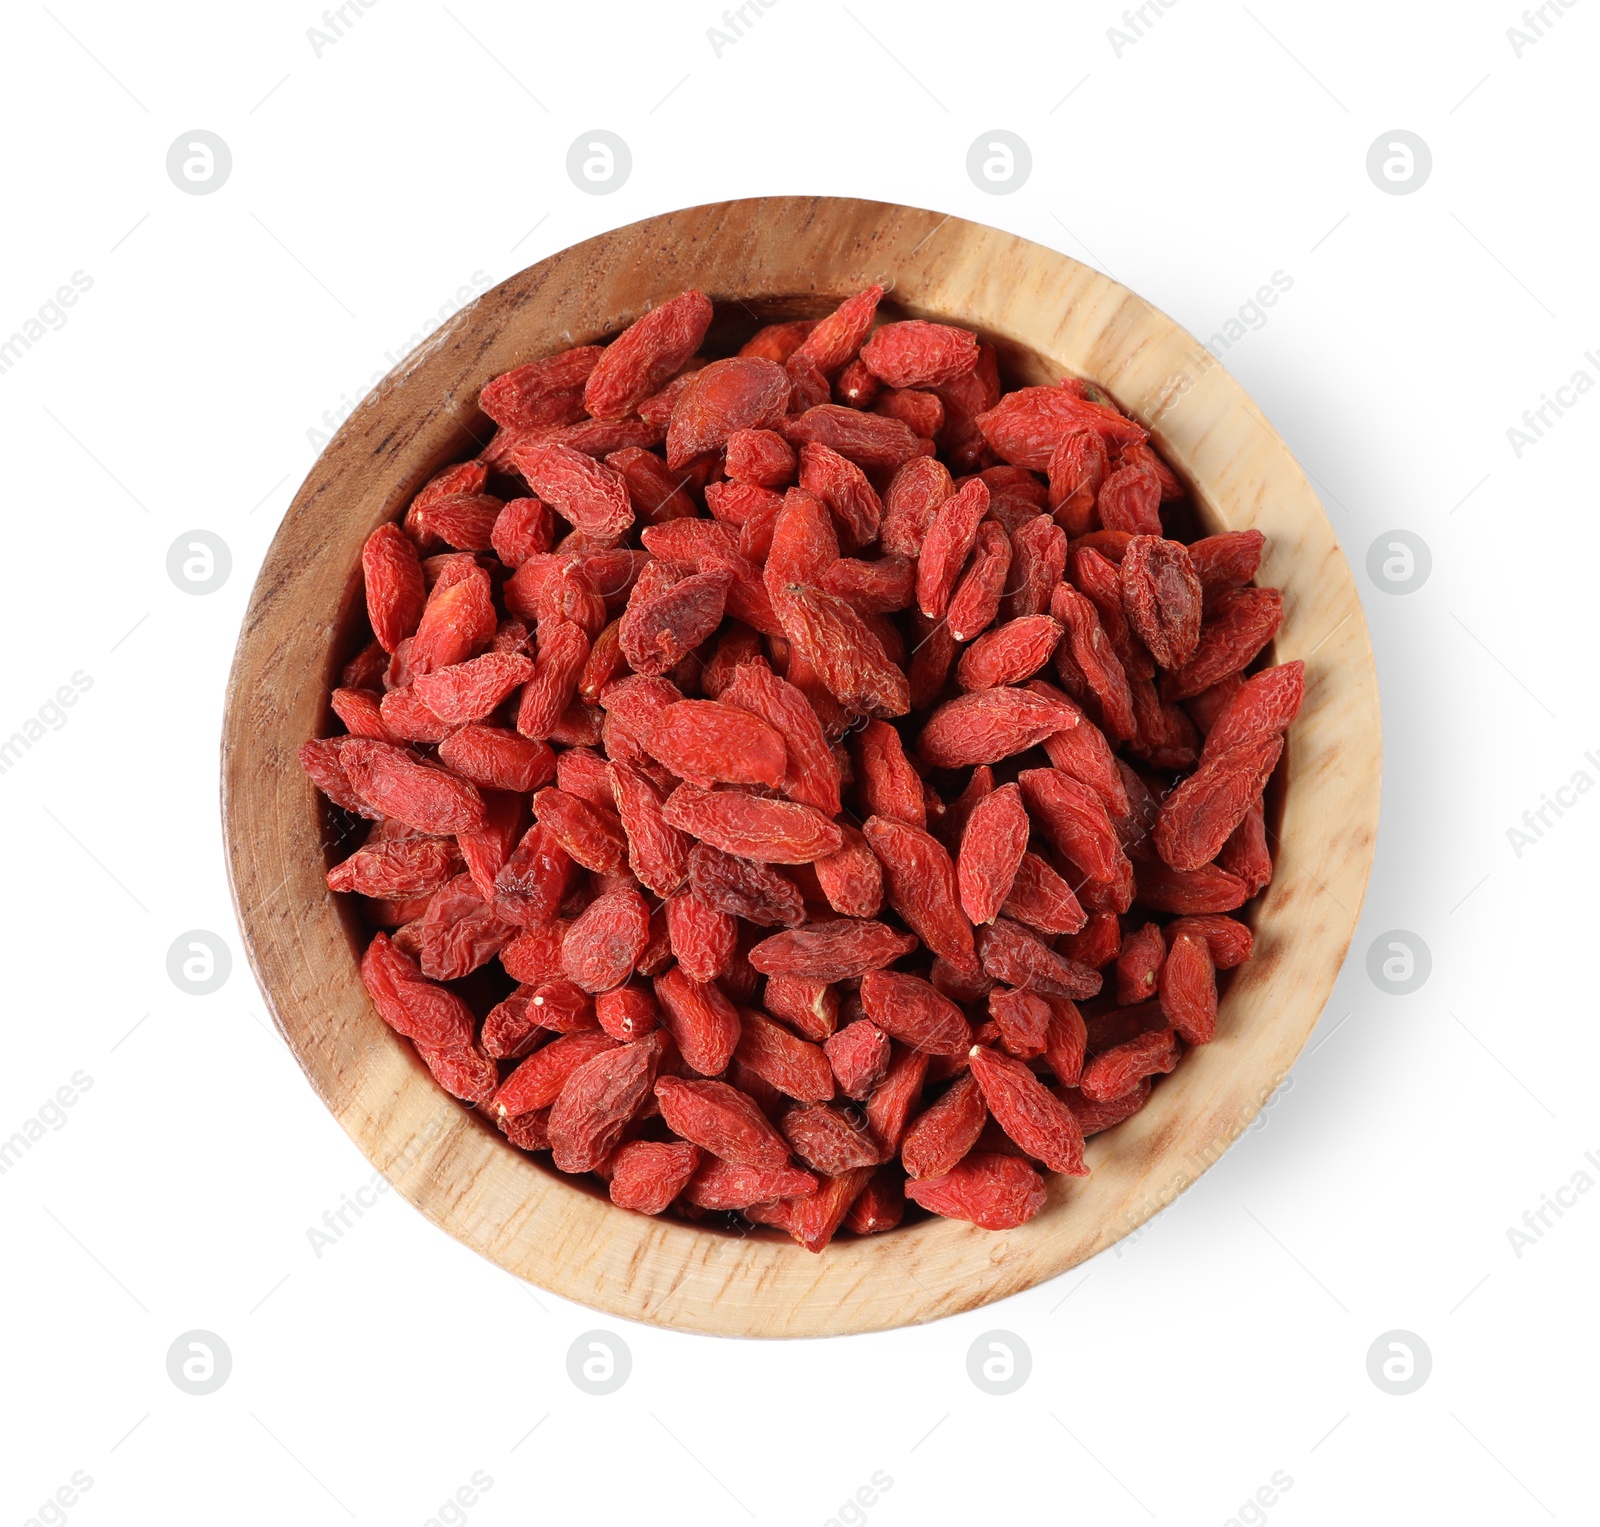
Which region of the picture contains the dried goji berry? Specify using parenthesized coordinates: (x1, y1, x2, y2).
(687, 844, 806, 927)
(1060, 1077, 1151, 1136)
(594, 980, 660, 1043)
(763, 973, 838, 1040)
(1160, 932, 1217, 1045)
(843, 1166, 905, 1234)
(609, 1139, 701, 1215)
(1202, 661, 1305, 758)
(1187, 529, 1265, 602)
(772, 581, 910, 717)
(327, 838, 459, 899)
(945, 520, 1012, 643)
(1116, 921, 1167, 1007)
(977, 918, 1102, 1000)
(915, 476, 989, 619)
(654, 1076, 790, 1167)
(863, 1044, 929, 1154)
(1047, 429, 1108, 536)
(781, 405, 923, 474)
(725, 427, 797, 487)
(863, 815, 978, 976)
(1152, 734, 1282, 872)
(1001, 852, 1086, 936)
(736, 1010, 835, 1103)
(414, 873, 516, 980)
(859, 968, 971, 1055)
(1096, 461, 1162, 535)
(798, 440, 883, 547)
(341, 740, 485, 835)
(1160, 587, 1284, 700)
(968, 1046, 1088, 1175)
(510, 442, 633, 543)
(787, 285, 883, 378)
(824, 1020, 891, 1100)
(492, 1030, 616, 1118)
(661, 784, 842, 864)
(666, 357, 791, 470)
(1018, 767, 1124, 884)
(872, 387, 943, 438)
(1119, 535, 1202, 670)
(584, 291, 713, 420)
(1078, 1026, 1179, 1102)
(987, 986, 1051, 1058)
(956, 782, 1029, 926)
(977, 384, 1145, 469)
(618, 566, 731, 677)
(549, 1035, 664, 1173)
(683, 1157, 818, 1210)
(561, 886, 651, 992)
(903, 1151, 1046, 1229)
(480, 346, 601, 430)
(650, 965, 740, 1076)
(648, 700, 788, 790)
(362, 524, 426, 654)
(917, 687, 1080, 769)
(901, 1071, 986, 1180)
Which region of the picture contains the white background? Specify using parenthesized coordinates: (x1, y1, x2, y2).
(1, 1, 1594, 1523)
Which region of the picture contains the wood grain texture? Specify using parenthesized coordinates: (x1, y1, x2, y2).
(222, 196, 1381, 1337)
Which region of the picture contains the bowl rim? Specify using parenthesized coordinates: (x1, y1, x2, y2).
(222, 194, 1381, 1338)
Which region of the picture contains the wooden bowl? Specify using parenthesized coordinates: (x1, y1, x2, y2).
(223, 196, 1380, 1337)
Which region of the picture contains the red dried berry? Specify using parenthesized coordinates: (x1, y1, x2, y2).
(903, 1151, 1046, 1230)
(968, 1045, 1088, 1175)
(1159, 932, 1217, 1045)
(654, 1076, 791, 1168)
(584, 291, 713, 420)
(653, 966, 741, 1076)
(860, 319, 979, 389)
(609, 1140, 701, 1215)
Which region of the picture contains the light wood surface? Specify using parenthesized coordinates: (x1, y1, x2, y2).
(222, 196, 1381, 1338)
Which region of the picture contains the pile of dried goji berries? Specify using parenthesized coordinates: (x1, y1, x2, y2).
(301, 284, 1302, 1250)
